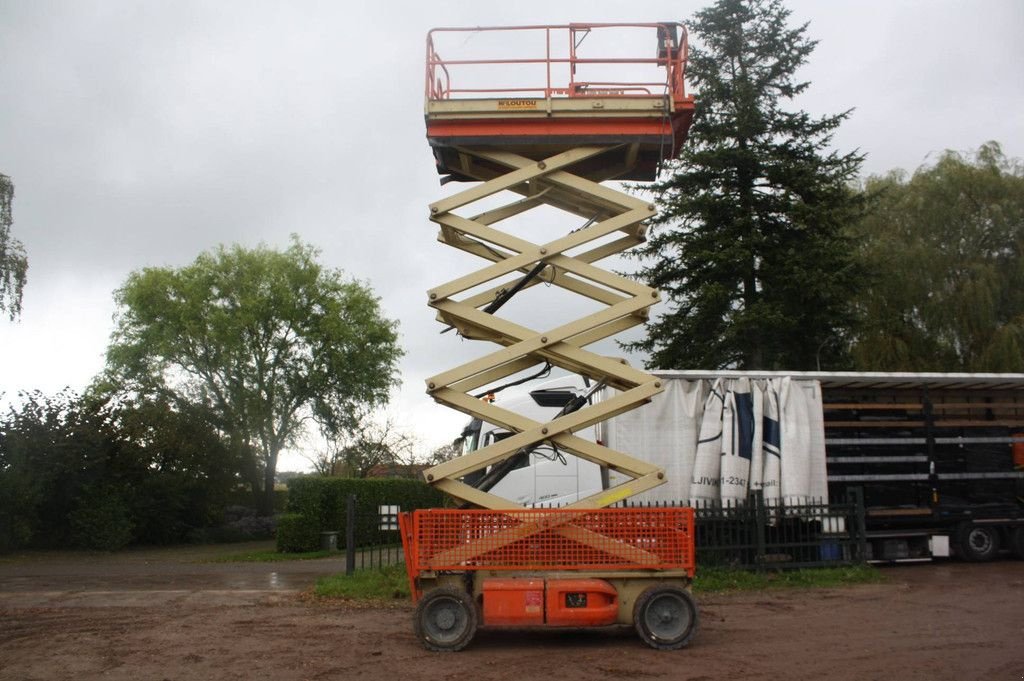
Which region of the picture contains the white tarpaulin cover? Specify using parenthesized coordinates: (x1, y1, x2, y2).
(603, 377, 828, 506)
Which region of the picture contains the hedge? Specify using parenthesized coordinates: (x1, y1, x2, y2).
(276, 513, 321, 553)
(280, 477, 447, 552)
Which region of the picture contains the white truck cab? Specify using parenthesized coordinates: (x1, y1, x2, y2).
(457, 376, 604, 507)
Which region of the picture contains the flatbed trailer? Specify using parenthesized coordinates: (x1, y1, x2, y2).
(810, 371, 1024, 561)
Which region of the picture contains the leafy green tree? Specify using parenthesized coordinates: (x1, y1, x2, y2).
(851, 142, 1024, 371)
(115, 398, 242, 543)
(0, 390, 139, 551)
(631, 0, 864, 370)
(0, 389, 241, 551)
(101, 237, 403, 513)
(0, 402, 44, 551)
(0, 173, 28, 320)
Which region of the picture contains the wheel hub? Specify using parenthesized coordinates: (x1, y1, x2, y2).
(647, 595, 687, 637)
(435, 607, 456, 631)
(969, 530, 991, 551)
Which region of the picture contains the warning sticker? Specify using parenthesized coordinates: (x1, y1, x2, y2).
(525, 590, 543, 613)
(497, 99, 539, 110)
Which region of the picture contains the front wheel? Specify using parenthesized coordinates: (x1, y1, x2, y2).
(413, 586, 478, 652)
(633, 585, 699, 650)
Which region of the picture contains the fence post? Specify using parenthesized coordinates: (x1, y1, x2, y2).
(345, 493, 356, 575)
(846, 487, 868, 562)
(753, 489, 767, 572)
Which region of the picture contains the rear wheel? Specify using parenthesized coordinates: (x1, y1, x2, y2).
(413, 586, 478, 652)
(955, 523, 1000, 562)
(633, 585, 699, 650)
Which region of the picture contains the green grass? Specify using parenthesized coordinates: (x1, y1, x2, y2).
(205, 549, 339, 563)
(314, 564, 411, 601)
(692, 564, 884, 594)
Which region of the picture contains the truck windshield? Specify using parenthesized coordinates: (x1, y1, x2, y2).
(461, 419, 482, 454)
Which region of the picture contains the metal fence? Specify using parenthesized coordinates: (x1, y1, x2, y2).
(343, 490, 868, 575)
(623, 490, 867, 570)
(342, 494, 404, 575)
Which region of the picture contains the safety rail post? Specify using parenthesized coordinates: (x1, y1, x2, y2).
(545, 27, 552, 99)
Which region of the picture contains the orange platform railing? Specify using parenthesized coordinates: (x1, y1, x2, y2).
(400, 507, 695, 596)
(425, 23, 690, 108)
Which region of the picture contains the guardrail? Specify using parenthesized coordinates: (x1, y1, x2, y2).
(425, 23, 689, 105)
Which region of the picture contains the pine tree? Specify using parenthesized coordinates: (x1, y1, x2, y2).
(631, 0, 864, 370)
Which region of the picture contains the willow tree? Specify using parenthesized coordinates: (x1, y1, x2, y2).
(851, 142, 1024, 371)
(101, 237, 403, 512)
(0, 173, 28, 321)
(631, 0, 864, 370)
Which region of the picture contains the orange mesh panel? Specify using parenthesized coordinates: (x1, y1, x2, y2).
(407, 508, 695, 576)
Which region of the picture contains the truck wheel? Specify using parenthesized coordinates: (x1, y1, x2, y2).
(955, 523, 1000, 562)
(413, 586, 478, 652)
(633, 585, 699, 650)
(1011, 527, 1024, 560)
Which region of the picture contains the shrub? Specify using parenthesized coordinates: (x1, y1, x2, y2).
(284, 477, 446, 548)
(276, 513, 321, 552)
(130, 476, 220, 545)
(186, 509, 278, 544)
(0, 390, 245, 552)
(69, 493, 135, 551)
(226, 514, 276, 540)
(0, 468, 40, 553)
(0, 512, 33, 554)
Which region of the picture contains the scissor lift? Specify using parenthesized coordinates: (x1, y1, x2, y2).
(401, 23, 699, 651)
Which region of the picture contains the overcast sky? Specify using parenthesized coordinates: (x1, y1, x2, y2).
(2, 0, 1022, 471)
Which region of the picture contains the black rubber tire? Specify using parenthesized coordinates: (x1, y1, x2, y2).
(1011, 526, 1024, 560)
(633, 585, 699, 650)
(413, 586, 478, 652)
(954, 523, 1000, 562)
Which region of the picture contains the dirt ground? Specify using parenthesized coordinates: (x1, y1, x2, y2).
(1, 543, 1022, 681)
